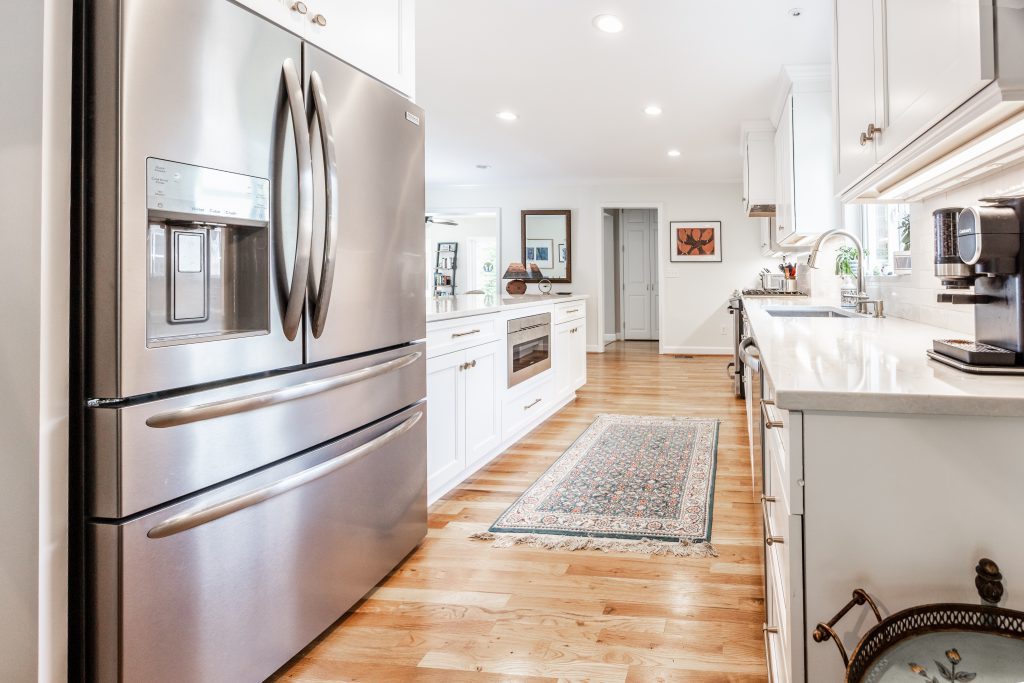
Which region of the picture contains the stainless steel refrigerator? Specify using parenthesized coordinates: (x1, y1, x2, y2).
(76, 1, 427, 680)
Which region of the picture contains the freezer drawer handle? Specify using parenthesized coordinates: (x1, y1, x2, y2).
(146, 351, 422, 428)
(307, 70, 340, 339)
(275, 58, 314, 341)
(146, 411, 422, 539)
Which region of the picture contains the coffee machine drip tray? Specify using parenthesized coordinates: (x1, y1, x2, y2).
(928, 339, 1024, 375)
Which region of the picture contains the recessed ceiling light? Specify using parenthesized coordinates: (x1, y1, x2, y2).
(644, 105, 663, 116)
(496, 111, 518, 121)
(593, 14, 624, 33)
(475, 164, 491, 170)
(789, 7, 803, 17)
(667, 149, 681, 157)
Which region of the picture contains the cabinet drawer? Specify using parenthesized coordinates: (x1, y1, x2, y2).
(502, 378, 553, 441)
(765, 556, 791, 683)
(762, 395, 803, 514)
(554, 300, 585, 325)
(426, 316, 498, 358)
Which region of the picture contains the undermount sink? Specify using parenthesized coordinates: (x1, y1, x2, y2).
(764, 306, 863, 319)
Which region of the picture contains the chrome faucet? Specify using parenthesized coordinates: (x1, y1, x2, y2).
(806, 229, 883, 316)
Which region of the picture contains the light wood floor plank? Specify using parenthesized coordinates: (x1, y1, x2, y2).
(272, 342, 766, 681)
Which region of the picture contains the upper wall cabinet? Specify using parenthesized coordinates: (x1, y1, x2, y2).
(233, 0, 416, 99)
(773, 67, 841, 246)
(741, 124, 776, 218)
(834, 0, 1024, 202)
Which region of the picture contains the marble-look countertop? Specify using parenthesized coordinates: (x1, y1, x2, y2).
(743, 295, 1024, 417)
(427, 293, 588, 323)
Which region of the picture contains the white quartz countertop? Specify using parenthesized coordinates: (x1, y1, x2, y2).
(743, 295, 1024, 417)
(427, 293, 588, 323)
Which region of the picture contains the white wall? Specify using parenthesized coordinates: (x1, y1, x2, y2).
(428, 182, 777, 353)
(0, 0, 71, 681)
(425, 214, 499, 295)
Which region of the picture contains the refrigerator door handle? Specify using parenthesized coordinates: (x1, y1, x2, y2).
(145, 351, 422, 428)
(275, 57, 314, 341)
(146, 411, 423, 539)
(307, 70, 340, 339)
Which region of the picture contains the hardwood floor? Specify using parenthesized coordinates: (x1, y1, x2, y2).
(273, 342, 766, 682)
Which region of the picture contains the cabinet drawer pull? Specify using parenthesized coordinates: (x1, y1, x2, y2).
(312, 13, 327, 26)
(766, 535, 785, 546)
(291, 1, 308, 14)
(451, 329, 481, 338)
(524, 398, 542, 410)
(565, 308, 580, 314)
(764, 623, 779, 679)
(761, 495, 776, 503)
(761, 400, 784, 429)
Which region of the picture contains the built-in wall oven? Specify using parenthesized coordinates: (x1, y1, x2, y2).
(508, 312, 551, 387)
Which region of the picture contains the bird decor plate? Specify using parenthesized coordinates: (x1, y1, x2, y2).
(670, 221, 722, 262)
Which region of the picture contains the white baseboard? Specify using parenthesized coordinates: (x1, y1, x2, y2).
(586, 344, 604, 353)
(660, 345, 732, 355)
(603, 333, 617, 343)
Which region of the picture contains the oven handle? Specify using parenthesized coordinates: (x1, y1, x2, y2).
(146, 411, 423, 539)
(145, 351, 421, 428)
(739, 338, 760, 372)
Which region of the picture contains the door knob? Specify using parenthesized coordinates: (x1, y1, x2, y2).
(291, 2, 308, 14)
(312, 13, 327, 26)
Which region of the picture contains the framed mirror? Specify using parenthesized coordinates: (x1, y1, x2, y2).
(521, 210, 571, 283)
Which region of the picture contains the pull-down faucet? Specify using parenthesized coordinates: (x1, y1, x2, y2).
(806, 229, 885, 317)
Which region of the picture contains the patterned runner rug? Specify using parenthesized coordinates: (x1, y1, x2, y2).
(471, 414, 720, 557)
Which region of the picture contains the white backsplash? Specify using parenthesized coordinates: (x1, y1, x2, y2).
(804, 161, 1024, 334)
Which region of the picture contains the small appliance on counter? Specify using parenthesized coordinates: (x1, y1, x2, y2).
(928, 197, 1024, 374)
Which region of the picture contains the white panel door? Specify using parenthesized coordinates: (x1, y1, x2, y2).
(426, 351, 464, 491)
(833, 0, 879, 191)
(622, 210, 653, 340)
(462, 341, 501, 467)
(875, 0, 992, 161)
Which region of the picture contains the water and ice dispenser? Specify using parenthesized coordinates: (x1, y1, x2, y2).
(146, 158, 271, 346)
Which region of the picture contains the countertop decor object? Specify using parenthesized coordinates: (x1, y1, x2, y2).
(472, 414, 720, 556)
(538, 279, 552, 294)
(814, 558, 1024, 682)
(501, 262, 533, 295)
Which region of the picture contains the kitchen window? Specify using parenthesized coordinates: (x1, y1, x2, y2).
(859, 203, 912, 276)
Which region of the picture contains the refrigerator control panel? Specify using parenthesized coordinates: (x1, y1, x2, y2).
(146, 158, 269, 225)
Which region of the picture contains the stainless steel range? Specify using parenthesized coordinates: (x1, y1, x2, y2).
(75, 1, 427, 680)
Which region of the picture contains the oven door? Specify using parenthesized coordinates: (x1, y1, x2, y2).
(508, 326, 551, 387)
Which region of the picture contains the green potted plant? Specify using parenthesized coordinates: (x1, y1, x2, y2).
(893, 212, 913, 274)
(835, 246, 860, 308)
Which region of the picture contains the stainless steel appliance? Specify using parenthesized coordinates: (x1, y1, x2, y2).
(508, 312, 552, 387)
(727, 295, 745, 397)
(74, 1, 427, 680)
(930, 196, 1024, 374)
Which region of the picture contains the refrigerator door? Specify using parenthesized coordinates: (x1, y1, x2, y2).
(303, 43, 427, 362)
(85, 0, 309, 399)
(89, 403, 427, 683)
(88, 343, 426, 518)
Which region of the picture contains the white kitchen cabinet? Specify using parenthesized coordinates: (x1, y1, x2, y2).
(230, 0, 415, 98)
(832, 0, 1010, 200)
(773, 71, 839, 246)
(553, 316, 587, 401)
(570, 318, 587, 390)
(741, 126, 776, 217)
(426, 339, 502, 495)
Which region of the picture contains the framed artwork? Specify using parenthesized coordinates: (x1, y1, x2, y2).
(526, 238, 554, 269)
(670, 221, 721, 262)
(558, 243, 566, 263)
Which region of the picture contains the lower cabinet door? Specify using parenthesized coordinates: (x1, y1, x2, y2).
(427, 350, 465, 491)
(571, 319, 588, 390)
(554, 322, 573, 399)
(89, 405, 427, 683)
(463, 340, 502, 467)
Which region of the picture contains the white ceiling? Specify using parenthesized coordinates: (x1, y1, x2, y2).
(416, 0, 832, 186)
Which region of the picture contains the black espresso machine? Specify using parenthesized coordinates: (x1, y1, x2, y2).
(928, 196, 1024, 374)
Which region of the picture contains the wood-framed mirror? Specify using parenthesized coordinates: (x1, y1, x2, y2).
(521, 210, 571, 283)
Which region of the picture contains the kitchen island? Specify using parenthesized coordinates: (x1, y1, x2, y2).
(741, 295, 1024, 682)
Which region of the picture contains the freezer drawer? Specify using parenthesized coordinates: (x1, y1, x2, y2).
(89, 404, 427, 683)
(89, 342, 426, 517)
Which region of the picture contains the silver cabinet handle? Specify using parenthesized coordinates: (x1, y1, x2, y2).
(761, 400, 784, 429)
(469, 359, 477, 369)
(451, 329, 481, 338)
(761, 495, 776, 503)
(566, 308, 579, 314)
(524, 398, 541, 410)
(275, 58, 314, 341)
(307, 70, 339, 339)
(312, 13, 327, 26)
(764, 623, 779, 680)
(766, 535, 785, 546)
(146, 352, 421, 428)
(147, 411, 422, 539)
(291, 2, 308, 14)
(860, 122, 882, 146)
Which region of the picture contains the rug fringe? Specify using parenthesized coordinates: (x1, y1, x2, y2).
(468, 531, 718, 558)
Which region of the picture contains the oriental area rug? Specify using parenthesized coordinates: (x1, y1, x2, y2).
(471, 414, 720, 557)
